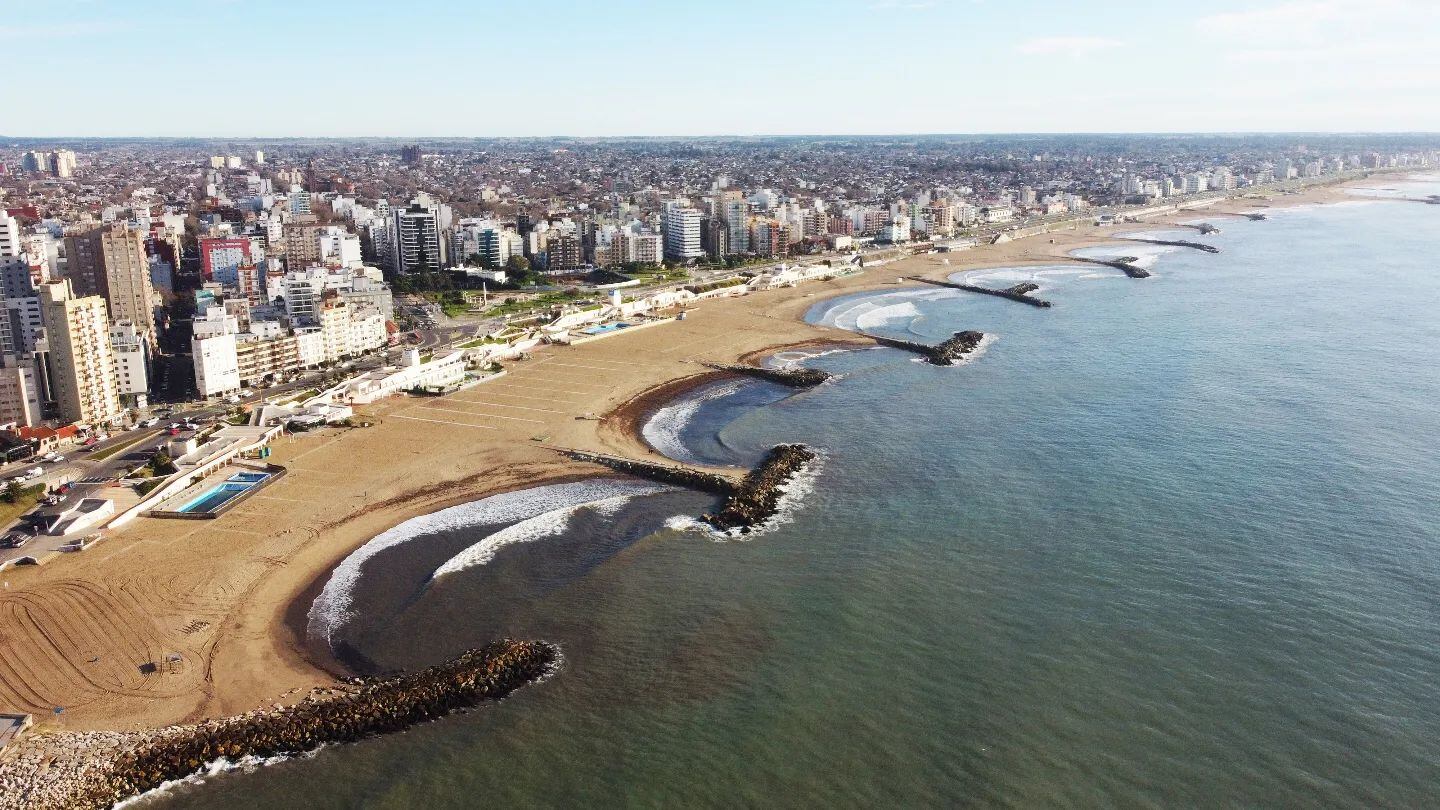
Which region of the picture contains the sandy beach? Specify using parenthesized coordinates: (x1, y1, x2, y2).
(0, 179, 1367, 741)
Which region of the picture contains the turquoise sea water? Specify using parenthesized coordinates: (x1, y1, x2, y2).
(152, 183, 1440, 808)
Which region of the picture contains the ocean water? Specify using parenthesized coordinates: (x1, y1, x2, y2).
(149, 183, 1440, 808)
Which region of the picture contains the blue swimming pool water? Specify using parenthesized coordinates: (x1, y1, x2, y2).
(178, 472, 271, 513)
(582, 322, 631, 335)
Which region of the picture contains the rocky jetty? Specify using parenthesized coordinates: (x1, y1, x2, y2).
(704, 444, 816, 532)
(560, 450, 737, 495)
(859, 330, 986, 366)
(704, 362, 832, 388)
(1180, 222, 1221, 235)
(909, 277, 1052, 308)
(1071, 255, 1150, 279)
(0, 639, 556, 810)
(1122, 237, 1221, 253)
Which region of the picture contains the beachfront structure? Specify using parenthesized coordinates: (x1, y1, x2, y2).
(337, 349, 465, 404)
(40, 279, 123, 426)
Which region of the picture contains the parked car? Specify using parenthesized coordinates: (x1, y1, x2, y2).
(0, 534, 29, 549)
(139, 417, 160, 428)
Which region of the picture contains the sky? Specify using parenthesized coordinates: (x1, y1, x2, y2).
(4, 0, 1439, 137)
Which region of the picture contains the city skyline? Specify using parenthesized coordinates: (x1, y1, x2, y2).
(8, 0, 1440, 137)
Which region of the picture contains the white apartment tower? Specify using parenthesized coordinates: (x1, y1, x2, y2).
(663, 201, 703, 261)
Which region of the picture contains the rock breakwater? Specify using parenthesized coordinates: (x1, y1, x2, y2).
(703, 362, 832, 388)
(859, 330, 986, 366)
(559, 450, 737, 495)
(0, 639, 557, 810)
(1122, 237, 1221, 253)
(703, 444, 817, 533)
(1071, 255, 1151, 279)
(909, 276, 1053, 308)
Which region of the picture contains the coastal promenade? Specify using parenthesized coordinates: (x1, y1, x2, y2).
(0, 179, 1365, 748)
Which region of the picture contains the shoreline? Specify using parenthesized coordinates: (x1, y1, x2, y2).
(0, 173, 1414, 778)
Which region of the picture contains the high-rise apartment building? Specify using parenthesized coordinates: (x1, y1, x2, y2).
(662, 201, 703, 262)
(62, 224, 157, 341)
(392, 202, 442, 273)
(40, 280, 121, 425)
(284, 215, 324, 269)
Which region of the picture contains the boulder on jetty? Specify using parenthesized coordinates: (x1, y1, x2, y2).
(704, 444, 816, 533)
(5, 639, 557, 810)
(859, 330, 985, 366)
(704, 362, 832, 388)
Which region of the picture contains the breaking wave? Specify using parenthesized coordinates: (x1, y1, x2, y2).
(430, 484, 670, 580)
(307, 480, 665, 646)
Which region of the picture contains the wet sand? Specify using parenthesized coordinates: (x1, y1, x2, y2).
(0, 179, 1365, 738)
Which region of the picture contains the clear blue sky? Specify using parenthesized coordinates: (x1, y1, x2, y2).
(6, 0, 1438, 136)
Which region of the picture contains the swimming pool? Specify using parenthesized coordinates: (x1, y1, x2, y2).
(176, 471, 273, 514)
(581, 322, 632, 335)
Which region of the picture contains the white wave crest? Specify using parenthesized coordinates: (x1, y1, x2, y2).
(642, 379, 745, 464)
(430, 486, 667, 580)
(816, 287, 958, 332)
(112, 749, 320, 809)
(307, 480, 665, 645)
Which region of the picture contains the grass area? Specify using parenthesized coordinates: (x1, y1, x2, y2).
(482, 290, 586, 318)
(277, 388, 321, 406)
(0, 483, 45, 528)
(88, 431, 158, 461)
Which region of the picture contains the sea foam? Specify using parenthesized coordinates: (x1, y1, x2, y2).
(307, 480, 668, 646)
(642, 379, 746, 464)
(430, 486, 669, 580)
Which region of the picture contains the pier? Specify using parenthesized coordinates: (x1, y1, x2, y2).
(907, 277, 1052, 308)
(1070, 255, 1151, 279)
(702, 362, 832, 388)
(1121, 237, 1221, 253)
(857, 330, 986, 366)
